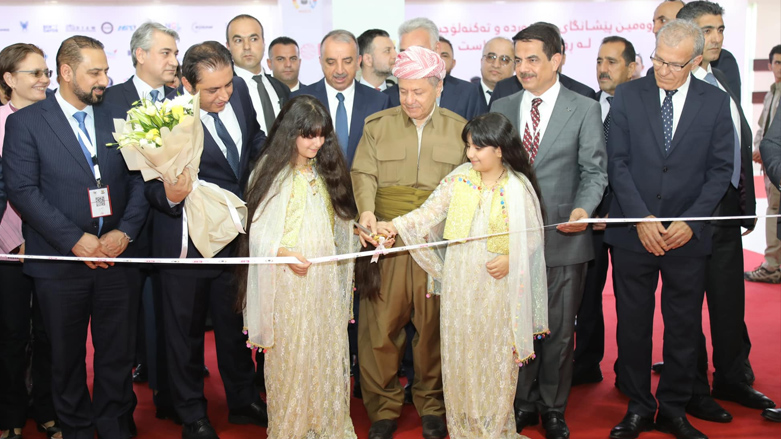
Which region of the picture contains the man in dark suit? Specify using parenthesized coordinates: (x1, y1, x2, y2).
(226, 14, 290, 136)
(384, 17, 486, 121)
(491, 23, 608, 439)
(677, 1, 775, 421)
(605, 20, 734, 439)
(102, 20, 181, 423)
(267, 36, 305, 92)
(292, 29, 389, 167)
(652, 0, 741, 101)
(3, 35, 148, 439)
(758, 100, 781, 426)
(573, 36, 637, 387)
(146, 41, 267, 439)
(478, 37, 515, 106)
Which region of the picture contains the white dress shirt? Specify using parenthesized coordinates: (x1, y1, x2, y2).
(55, 89, 97, 154)
(325, 80, 355, 135)
(199, 103, 243, 159)
(360, 76, 386, 91)
(599, 90, 613, 122)
(234, 66, 281, 134)
(289, 82, 301, 92)
(519, 78, 562, 143)
(692, 65, 742, 146)
(133, 75, 165, 101)
(480, 79, 493, 106)
(657, 73, 691, 137)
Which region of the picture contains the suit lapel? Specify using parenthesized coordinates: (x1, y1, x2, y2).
(669, 76, 703, 153)
(313, 79, 330, 112)
(230, 82, 251, 173)
(439, 76, 453, 109)
(640, 75, 665, 155)
(122, 78, 140, 108)
(93, 105, 116, 173)
(41, 95, 95, 178)
(533, 90, 575, 166)
(347, 83, 368, 160)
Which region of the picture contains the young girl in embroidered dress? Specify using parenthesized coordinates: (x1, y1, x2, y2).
(237, 95, 359, 439)
(378, 112, 549, 439)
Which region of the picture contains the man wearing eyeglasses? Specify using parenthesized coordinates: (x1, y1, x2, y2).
(605, 20, 734, 439)
(478, 37, 514, 106)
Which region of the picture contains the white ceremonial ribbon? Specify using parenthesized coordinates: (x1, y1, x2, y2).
(3, 213, 779, 265)
(371, 236, 387, 263)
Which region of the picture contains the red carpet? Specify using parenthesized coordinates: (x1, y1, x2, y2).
(23, 249, 780, 439)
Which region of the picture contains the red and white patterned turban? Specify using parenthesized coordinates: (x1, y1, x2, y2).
(392, 46, 446, 81)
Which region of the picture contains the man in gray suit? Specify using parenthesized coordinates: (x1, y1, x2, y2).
(491, 22, 607, 439)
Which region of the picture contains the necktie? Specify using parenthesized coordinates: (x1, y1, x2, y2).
(208, 112, 240, 177)
(335, 92, 349, 154)
(703, 73, 740, 188)
(603, 96, 613, 142)
(149, 89, 160, 102)
(522, 97, 542, 163)
(252, 75, 277, 132)
(73, 111, 103, 233)
(662, 90, 677, 153)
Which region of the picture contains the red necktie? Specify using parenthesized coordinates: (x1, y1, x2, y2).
(523, 97, 542, 163)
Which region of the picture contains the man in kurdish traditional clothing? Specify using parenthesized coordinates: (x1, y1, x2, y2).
(351, 46, 467, 439)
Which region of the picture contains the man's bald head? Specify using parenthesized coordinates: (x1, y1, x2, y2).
(653, 0, 685, 35)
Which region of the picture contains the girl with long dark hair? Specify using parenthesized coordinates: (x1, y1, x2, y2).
(377, 112, 549, 439)
(236, 95, 359, 439)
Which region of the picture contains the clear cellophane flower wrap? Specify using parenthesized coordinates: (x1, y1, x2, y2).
(113, 92, 248, 257)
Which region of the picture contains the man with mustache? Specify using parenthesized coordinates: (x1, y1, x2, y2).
(572, 35, 637, 388)
(678, 0, 774, 421)
(292, 29, 389, 167)
(352, 46, 466, 439)
(2, 35, 149, 439)
(226, 14, 290, 136)
(491, 22, 607, 439)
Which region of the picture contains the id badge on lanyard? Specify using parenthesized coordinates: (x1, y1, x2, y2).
(76, 127, 110, 218)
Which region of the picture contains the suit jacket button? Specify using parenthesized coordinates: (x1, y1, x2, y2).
(657, 194, 662, 199)
(663, 167, 668, 172)
(92, 221, 98, 228)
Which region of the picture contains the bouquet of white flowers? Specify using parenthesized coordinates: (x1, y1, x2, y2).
(112, 93, 247, 258)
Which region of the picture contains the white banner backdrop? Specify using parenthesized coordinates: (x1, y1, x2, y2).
(407, 0, 748, 93)
(0, 1, 748, 95)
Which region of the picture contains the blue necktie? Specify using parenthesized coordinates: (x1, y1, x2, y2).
(335, 92, 348, 154)
(208, 112, 240, 177)
(73, 111, 103, 233)
(662, 89, 677, 153)
(704, 72, 741, 188)
(149, 90, 161, 102)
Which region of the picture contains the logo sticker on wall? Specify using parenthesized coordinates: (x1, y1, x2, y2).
(43, 25, 58, 33)
(20, 21, 29, 31)
(293, 0, 317, 10)
(102, 22, 114, 34)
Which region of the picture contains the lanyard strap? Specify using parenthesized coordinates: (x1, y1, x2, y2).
(76, 127, 102, 185)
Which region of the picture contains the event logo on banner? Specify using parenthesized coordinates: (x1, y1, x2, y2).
(20, 21, 29, 32)
(292, 0, 317, 11)
(102, 22, 114, 34)
(407, 0, 747, 93)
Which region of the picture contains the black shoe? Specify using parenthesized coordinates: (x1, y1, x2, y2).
(761, 408, 781, 422)
(651, 362, 664, 374)
(685, 395, 732, 423)
(403, 384, 413, 405)
(421, 415, 447, 439)
(156, 406, 183, 425)
(368, 419, 397, 439)
(515, 409, 539, 433)
(541, 412, 569, 439)
(182, 418, 219, 439)
(36, 421, 62, 439)
(3, 431, 22, 439)
(610, 412, 655, 439)
(572, 366, 603, 386)
(228, 401, 268, 427)
(712, 383, 776, 409)
(203, 365, 210, 377)
(132, 364, 148, 383)
(655, 415, 707, 439)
